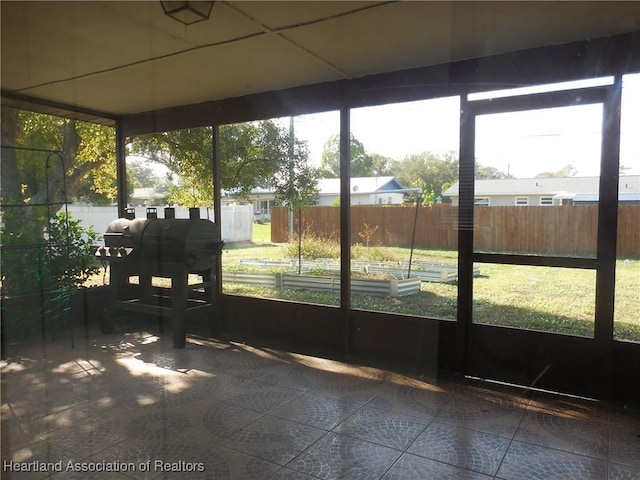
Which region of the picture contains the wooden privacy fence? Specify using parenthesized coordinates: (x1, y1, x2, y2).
(271, 205, 640, 258)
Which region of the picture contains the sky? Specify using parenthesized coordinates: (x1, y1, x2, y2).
(291, 73, 640, 178)
(132, 73, 640, 179)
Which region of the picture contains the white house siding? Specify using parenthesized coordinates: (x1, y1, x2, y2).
(444, 176, 640, 207)
(67, 204, 253, 242)
(456, 194, 558, 207)
(316, 192, 405, 206)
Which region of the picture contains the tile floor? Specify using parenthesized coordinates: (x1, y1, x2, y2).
(1, 328, 639, 480)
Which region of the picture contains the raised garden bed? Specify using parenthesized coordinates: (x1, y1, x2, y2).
(222, 271, 421, 297)
(236, 258, 479, 283)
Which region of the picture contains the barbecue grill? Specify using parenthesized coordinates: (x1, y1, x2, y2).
(96, 207, 224, 348)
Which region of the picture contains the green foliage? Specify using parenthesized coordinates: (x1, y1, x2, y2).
(1, 107, 117, 206)
(1, 211, 101, 339)
(285, 233, 340, 259)
(0, 206, 48, 297)
(44, 212, 101, 291)
(390, 151, 459, 200)
(319, 133, 384, 178)
(1, 211, 100, 296)
(350, 244, 399, 262)
(130, 121, 316, 208)
(389, 150, 512, 202)
(535, 163, 578, 178)
(272, 128, 319, 208)
(131, 127, 213, 207)
(475, 162, 511, 179)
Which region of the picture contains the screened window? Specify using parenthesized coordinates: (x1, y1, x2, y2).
(221, 112, 341, 307)
(614, 73, 640, 343)
(349, 96, 460, 319)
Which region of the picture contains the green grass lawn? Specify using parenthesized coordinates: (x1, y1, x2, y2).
(222, 235, 640, 342)
(251, 222, 272, 243)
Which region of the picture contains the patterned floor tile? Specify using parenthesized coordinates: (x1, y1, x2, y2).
(222, 384, 303, 414)
(123, 409, 194, 440)
(367, 382, 450, 420)
(221, 415, 325, 465)
(3, 330, 634, 480)
(33, 404, 128, 459)
(287, 432, 402, 480)
(203, 343, 290, 373)
(436, 394, 525, 437)
(287, 363, 382, 399)
(604, 403, 640, 430)
(199, 399, 265, 438)
(382, 453, 494, 480)
(526, 392, 606, 422)
(229, 365, 310, 392)
(149, 373, 223, 407)
(515, 409, 609, 459)
(1, 440, 82, 480)
(609, 425, 640, 468)
(333, 405, 430, 450)
(407, 421, 510, 475)
(271, 391, 368, 430)
(609, 462, 640, 480)
(49, 470, 134, 480)
(269, 467, 322, 480)
(1, 371, 119, 420)
(1, 414, 60, 455)
(497, 440, 608, 480)
(89, 439, 280, 480)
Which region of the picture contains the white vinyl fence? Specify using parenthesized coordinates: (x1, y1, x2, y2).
(67, 204, 253, 242)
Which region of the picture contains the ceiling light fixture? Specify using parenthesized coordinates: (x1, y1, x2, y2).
(160, 1, 214, 26)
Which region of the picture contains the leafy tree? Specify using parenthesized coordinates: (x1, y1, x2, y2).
(128, 159, 167, 189)
(1, 107, 117, 209)
(475, 162, 511, 180)
(535, 163, 578, 178)
(272, 135, 319, 209)
(1, 107, 115, 304)
(370, 153, 393, 177)
(130, 121, 311, 207)
(43, 212, 101, 292)
(131, 127, 213, 206)
(391, 151, 459, 204)
(319, 133, 376, 178)
(127, 159, 171, 205)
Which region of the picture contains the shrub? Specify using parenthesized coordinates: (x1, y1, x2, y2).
(44, 211, 101, 290)
(1, 210, 101, 339)
(285, 232, 340, 259)
(358, 223, 379, 247)
(351, 243, 399, 262)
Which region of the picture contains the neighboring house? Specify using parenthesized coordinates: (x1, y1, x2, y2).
(315, 177, 419, 206)
(222, 176, 418, 221)
(129, 187, 167, 206)
(442, 175, 640, 206)
(245, 186, 274, 221)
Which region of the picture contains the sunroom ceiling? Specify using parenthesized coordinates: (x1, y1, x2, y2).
(1, 1, 639, 125)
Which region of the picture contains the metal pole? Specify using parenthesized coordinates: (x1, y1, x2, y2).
(115, 119, 128, 218)
(339, 108, 351, 353)
(407, 192, 422, 279)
